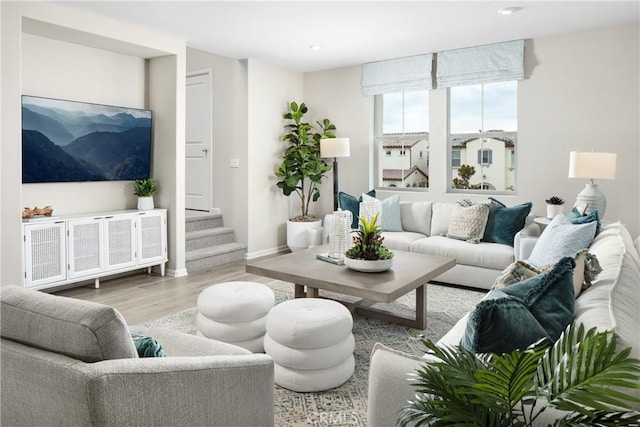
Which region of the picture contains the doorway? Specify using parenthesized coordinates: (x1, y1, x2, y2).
(185, 71, 213, 211)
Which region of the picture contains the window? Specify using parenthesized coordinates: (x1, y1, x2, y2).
(375, 90, 429, 189)
(449, 81, 517, 192)
(452, 150, 461, 167)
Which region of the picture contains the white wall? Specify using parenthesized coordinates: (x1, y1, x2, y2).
(21, 34, 146, 214)
(1, 2, 186, 285)
(246, 59, 304, 258)
(304, 24, 639, 237)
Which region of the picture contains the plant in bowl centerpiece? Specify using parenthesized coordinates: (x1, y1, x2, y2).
(134, 178, 157, 210)
(344, 213, 394, 272)
(275, 101, 336, 251)
(545, 195, 565, 219)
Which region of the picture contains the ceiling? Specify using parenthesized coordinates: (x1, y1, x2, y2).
(55, 1, 640, 72)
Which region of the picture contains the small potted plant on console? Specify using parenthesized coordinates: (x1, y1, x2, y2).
(134, 178, 157, 210)
(344, 213, 394, 273)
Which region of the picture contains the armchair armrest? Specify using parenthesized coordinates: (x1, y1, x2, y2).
(513, 220, 541, 261)
(84, 354, 274, 427)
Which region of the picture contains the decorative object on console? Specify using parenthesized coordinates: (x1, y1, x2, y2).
(328, 209, 353, 260)
(320, 137, 350, 212)
(134, 178, 157, 210)
(345, 212, 394, 272)
(544, 195, 565, 219)
(401, 322, 640, 427)
(568, 151, 617, 218)
(22, 205, 54, 219)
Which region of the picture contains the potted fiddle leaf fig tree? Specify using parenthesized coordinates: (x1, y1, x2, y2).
(275, 101, 335, 251)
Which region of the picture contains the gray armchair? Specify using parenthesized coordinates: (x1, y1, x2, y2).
(1, 285, 274, 427)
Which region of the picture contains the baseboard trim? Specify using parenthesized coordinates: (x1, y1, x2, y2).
(166, 268, 188, 277)
(245, 245, 289, 260)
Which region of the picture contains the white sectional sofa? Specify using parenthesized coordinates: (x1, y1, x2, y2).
(381, 201, 538, 290)
(367, 220, 640, 426)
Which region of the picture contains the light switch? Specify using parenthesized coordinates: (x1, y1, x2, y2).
(229, 158, 240, 168)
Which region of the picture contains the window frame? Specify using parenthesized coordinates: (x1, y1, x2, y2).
(373, 91, 430, 192)
(447, 83, 518, 195)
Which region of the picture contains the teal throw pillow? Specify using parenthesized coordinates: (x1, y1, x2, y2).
(131, 333, 167, 358)
(461, 257, 575, 354)
(338, 190, 375, 229)
(362, 193, 403, 232)
(482, 197, 532, 246)
(566, 208, 601, 235)
(526, 214, 597, 267)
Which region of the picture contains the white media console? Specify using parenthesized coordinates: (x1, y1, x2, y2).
(22, 209, 167, 291)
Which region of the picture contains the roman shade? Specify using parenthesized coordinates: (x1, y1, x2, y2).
(436, 40, 525, 88)
(362, 54, 433, 95)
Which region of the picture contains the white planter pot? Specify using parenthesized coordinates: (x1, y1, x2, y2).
(344, 257, 393, 273)
(546, 204, 564, 219)
(137, 196, 154, 211)
(287, 219, 322, 252)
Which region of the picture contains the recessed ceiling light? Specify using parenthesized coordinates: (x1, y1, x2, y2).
(498, 6, 522, 15)
(309, 45, 322, 51)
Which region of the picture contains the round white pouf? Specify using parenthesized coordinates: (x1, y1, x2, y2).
(265, 298, 355, 392)
(197, 281, 275, 353)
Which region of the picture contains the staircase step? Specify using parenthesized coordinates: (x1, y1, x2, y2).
(186, 227, 236, 251)
(185, 212, 224, 232)
(186, 242, 247, 272)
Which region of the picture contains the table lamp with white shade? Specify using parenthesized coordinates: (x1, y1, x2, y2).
(320, 138, 350, 211)
(568, 151, 617, 218)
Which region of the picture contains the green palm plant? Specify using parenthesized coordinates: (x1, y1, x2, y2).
(399, 323, 640, 426)
(345, 212, 394, 260)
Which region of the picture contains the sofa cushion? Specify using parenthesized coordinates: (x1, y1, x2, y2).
(446, 204, 490, 243)
(381, 231, 426, 252)
(430, 202, 456, 236)
(526, 214, 597, 267)
(399, 201, 432, 236)
(579, 222, 640, 359)
(0, 285, 138, 362)
(461, 257, 575, 354)
(338, 189, 375, 229)
(482, 198, 532, 246)
(566, 207, 601, 235)
(411, 236, 514, 270)
(362, 193, 402, 232)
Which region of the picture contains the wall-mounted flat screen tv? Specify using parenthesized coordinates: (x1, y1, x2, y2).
(22, 95, 152, 183)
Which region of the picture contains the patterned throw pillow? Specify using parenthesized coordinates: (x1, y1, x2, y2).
(446, 204, 490, 244)
(495, 249, 602, 298)
(526, 214, 597, 267)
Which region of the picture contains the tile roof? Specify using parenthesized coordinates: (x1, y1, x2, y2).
(382, 140, 423, 148)
(451, 131, 516, 148)
(382, 165, 428, 181)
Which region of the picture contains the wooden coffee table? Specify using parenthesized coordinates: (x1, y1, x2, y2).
(246, 246, 455, 329)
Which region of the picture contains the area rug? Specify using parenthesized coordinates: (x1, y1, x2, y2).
(140, 280, 484, 427)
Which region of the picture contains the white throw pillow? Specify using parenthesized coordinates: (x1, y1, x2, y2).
(526, 214, 597, 267)
(362, 193, 403, 232)
(431, 202, 456, 236)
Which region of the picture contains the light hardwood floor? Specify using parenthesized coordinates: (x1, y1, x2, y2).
(54, 260, 269, 326)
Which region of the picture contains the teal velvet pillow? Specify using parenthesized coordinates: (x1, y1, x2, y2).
(461, 257, 575, 354)
(131, 333, 167, 358)
(482, 197, 532, 246)
(338, 190, 375, 229)
(566, 208, 601, 235)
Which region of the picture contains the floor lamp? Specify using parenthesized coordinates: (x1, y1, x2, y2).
(320, 138, 350, 211)
(568, 151, 617, 218)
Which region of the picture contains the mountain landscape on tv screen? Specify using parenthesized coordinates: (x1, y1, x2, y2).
(21, 96, 152, 183)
